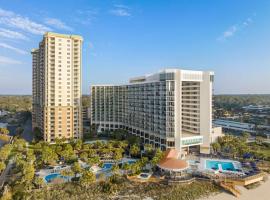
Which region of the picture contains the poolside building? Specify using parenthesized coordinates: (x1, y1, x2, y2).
(157, 149, 189, 175)
(91, 69, 222, 156)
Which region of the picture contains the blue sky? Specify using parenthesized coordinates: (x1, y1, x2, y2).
(0, 0, 270, 94)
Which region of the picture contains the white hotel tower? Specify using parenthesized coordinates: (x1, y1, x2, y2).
(91, 69, 222, 156)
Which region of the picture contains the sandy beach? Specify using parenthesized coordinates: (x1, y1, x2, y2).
(200, 178, 270, 200)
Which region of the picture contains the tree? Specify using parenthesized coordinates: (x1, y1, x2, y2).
(211, 142, 221, 154)
(33, 177, 45, 189)
(88, 149, 96, 157)
(122, 162, 131, 175)
(79, 170, 96, 187)
(127, 135, 140, 145)
(0, 144, 12, 162)
(242, 132, 250, 142)
(129, 162, 141, 175)
(87, 156, 100, 166)
(41, 146, 58, 165)
(130, 144, 140, 157)
(0, 161, 6, 172)
(74, 139, 83, 151)
(151, 148, 164, 166)
(60, 144, 76, 162)
(79, 152, 88, 162)
(144, 144, 154, 155)
(1, 186, 12, 200)
(22, 163, 35, 183)
(13, 138, 26, 152)
(72, 162, 82, 177)
(111, 164, 120, 174)
(0, 127, 9, 135)
(139, 157, 149, 168)
(113, 149, 123, 162)
(60, 169, 74, 178)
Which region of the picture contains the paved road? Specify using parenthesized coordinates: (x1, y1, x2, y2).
(0, 160, 13, 189)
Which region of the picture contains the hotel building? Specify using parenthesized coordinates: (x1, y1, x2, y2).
(32, 32, 83, 142)
(91, 69, 222, 155)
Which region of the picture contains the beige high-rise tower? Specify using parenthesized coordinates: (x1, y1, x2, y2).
(32, 32, 83, 142)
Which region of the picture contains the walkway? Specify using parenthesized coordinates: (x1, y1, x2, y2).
(0, 160, 13, 189)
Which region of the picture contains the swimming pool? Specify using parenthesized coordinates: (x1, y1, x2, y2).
(206, 160, 236, 171)
(102, 159, 137, 170)
(102, 163, 113, 170)
(44, 173, 69, 183)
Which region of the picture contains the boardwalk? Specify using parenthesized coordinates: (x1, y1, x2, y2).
(200, 176, 270, 200)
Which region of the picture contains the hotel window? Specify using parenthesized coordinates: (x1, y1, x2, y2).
(210, 75, 214, 82)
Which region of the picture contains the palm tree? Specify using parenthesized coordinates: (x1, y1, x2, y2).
(130, 144, 140, 157)
(72, 162, 82, 177)
(79, 170, 96, 187)
(211, 142, 221, 154)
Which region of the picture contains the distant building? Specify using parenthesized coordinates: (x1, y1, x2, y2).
(213, 119, 255, 133)
(32, 32, 83, 143)
(242, 105, 270, 111)
(91, 69, 222, 156)
(0, 110, 9, 116)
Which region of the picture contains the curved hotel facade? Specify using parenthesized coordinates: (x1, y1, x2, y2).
(91, 69, 221, 155)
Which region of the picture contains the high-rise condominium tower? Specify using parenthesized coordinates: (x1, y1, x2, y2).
(32, 32, 83, 142)
(91, 69, 222, 156)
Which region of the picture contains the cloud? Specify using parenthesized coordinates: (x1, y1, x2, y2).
(218, 17, 254, 41)
(74, 9, 99, 25)
(0, 8, 51, 35)
(0, 28, 28, 40)
(45, 18, 73, 31)
(0, 56, 22, 65)
(0, 42, 28, 54)
(110, 5, 131, 17)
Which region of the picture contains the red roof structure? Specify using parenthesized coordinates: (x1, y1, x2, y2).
(157, 149, 189, 172)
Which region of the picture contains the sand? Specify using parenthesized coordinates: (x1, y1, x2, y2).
(200, 178, 270, 200)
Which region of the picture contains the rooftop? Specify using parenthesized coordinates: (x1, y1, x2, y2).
(158, 149, 189, 172)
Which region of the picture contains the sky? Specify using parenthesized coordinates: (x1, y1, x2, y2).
(0, 0, 270, 95)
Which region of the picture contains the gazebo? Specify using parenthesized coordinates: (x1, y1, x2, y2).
(157, 149, 189, 178)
